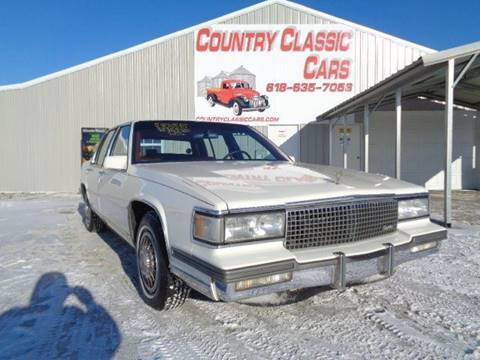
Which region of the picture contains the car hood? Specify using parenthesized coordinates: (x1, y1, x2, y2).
(132, 161, 426, 210)
(233, 89, 260, 98)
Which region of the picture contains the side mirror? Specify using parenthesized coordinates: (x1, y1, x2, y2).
(104, 155, 127, 171)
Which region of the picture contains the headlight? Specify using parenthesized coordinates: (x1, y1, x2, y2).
(193, 210, 285, 244)
(398, 196, 429, 220)
(225, 212, 285, 242)
(240, 96, 249, 103)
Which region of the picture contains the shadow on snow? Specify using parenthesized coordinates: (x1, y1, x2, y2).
(0, 272, 121, 359)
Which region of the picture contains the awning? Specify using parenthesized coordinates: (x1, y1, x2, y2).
(317, 41, 480, 120)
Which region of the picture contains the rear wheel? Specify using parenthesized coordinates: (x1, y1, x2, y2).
(207, 95, 216, 107)
(136, 211, 190, 310)
(82, 193, 105, 233)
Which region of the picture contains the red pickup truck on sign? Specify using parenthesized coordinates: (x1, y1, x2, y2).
(206, 80, 270, 116)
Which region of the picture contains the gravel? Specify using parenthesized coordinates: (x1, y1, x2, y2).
(0, 193, 479, 359)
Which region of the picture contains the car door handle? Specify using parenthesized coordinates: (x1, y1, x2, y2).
(111, 178, 122, 187)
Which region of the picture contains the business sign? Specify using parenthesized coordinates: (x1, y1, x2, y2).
(81, 127, 107, 164)
(195, 25, 355, 125)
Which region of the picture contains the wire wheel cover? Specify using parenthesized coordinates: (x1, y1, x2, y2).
(138, 231, 158, 294)
(84, 202, 92, 226)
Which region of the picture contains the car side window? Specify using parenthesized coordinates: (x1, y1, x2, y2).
(95, 129, 116, 166)
(111, 125, 131, 156)
(91, 132, 108, 164)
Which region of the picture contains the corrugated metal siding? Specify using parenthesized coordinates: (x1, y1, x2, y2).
(0, 2, 429, 191)
(299, 123, 329, 164)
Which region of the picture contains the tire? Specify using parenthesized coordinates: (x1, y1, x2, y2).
(258, 109, 265, 112)
(136, 211, 190, 310)
(83, 193, 106, 233)
(232, 100, 243, 116)
(207, 95, 216, 107)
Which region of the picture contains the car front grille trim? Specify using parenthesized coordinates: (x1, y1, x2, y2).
(285, 197, 398, 250)
(251, 96, 265, 108)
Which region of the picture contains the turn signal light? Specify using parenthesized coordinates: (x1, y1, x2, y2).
(235, 272, 292, 291)
(411, 241, 438, 253)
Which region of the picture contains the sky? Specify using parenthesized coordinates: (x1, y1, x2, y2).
(0, 0, 479, 85)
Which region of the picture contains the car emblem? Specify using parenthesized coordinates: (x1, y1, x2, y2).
(382, 224, 395, 231)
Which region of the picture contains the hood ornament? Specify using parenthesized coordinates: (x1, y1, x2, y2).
(335, 170, 343, 185)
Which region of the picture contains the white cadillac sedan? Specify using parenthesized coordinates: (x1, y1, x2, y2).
(80, 120, 446, 310)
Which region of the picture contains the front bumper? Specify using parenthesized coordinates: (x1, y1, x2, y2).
(216, 232, 444, 301)
(242, 105, 270, 112)
(170, 218, 447, 302)
(241, 96, 269, 111)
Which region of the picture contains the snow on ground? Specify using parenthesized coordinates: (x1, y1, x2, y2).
(0, 193, 479, 359)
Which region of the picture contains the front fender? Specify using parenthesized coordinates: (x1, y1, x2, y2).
(230, 97, 249, 108)
(128, 195, 171, 255)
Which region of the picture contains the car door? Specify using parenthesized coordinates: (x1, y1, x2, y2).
(219, 82, 232, 104)
(85, 128, 116, 213)
(97, 125, 131, 237)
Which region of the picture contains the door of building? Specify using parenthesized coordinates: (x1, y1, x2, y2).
(332, 124, 361, 170)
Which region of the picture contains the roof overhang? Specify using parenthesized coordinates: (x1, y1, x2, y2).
(316, 41, 480, 120)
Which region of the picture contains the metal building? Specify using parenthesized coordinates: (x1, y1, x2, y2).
(0, 0, 439, 192)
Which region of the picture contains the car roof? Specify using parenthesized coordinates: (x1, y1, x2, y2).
(223, 79, 247, 84)
(116, 121, 132, 128)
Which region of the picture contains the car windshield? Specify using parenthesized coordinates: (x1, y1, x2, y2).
(234, 82, 249, 88)
(132, 121, 288, 163)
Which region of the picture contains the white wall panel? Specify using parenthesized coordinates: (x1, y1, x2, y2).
(369, 110, 478, 190)
(299, 123, 329, 165)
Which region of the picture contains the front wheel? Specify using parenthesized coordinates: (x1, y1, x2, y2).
(232, 100, 243, 116)
(136, 211, 190, 310)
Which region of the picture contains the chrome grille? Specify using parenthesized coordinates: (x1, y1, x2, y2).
(252, 96, 265, 108)
(285, 198, 398, 250)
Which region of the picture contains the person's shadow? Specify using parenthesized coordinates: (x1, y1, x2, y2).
(0, 272, 121, 360)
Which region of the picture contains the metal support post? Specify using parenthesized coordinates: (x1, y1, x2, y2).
(453, 52, 479, 88)
(364, 104, 370, 172)
(395, 88, 402, 179)
(328, 119, 333, 165)
(444, 59, 454, 227)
